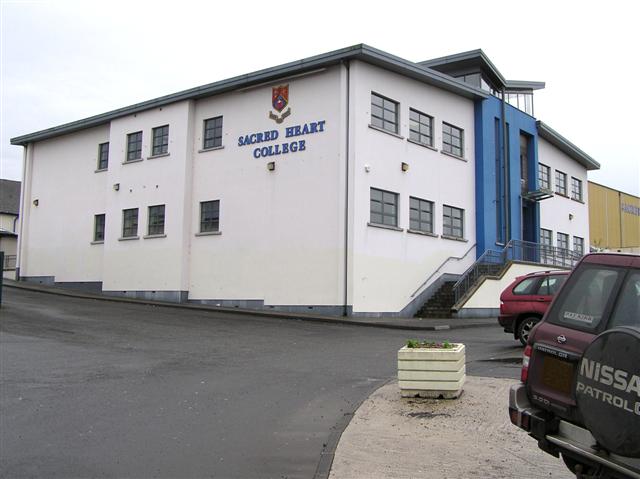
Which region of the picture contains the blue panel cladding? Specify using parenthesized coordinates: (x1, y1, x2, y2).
(474, 96, 539, 259)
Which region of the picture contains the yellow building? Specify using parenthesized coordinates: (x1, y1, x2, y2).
(589, 181, 640, 253)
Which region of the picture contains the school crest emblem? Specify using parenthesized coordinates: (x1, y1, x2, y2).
(269, 85, 291, 123)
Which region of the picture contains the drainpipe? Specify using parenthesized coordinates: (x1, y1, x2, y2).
(501, 88, 510, 242)
(343, 60, 351, 317)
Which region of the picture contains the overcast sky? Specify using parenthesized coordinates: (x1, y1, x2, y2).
(1, 0, 637, 195)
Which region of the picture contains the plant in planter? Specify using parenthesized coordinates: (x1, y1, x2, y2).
(398, 339, 465, 399)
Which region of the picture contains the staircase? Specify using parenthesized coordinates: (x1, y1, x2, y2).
(415, 281, 456, 318)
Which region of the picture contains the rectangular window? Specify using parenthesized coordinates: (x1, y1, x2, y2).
(122, 208, 139, 238)
(200, 200, 220, 233)
(574, 236, 584, 255)
(409, 197, 434, 233)
(148, 205, 165, 236)
(97, 142, 109, 170)
(557, 232, 569, 250)
(540, 228, 553, 246)
(571, 177, 583, 201)
(442, 122, 464, 158)
(203, 116, 223, 149)
(370, 93, 398, 134)
(94, 214, 105, 242)
(126, 131, 143, 161)
(409, 108, 433, 146)
(538, 163, 550, 190)
(151, 125, 169, 156)
(555, 170, 567, 196)
(443, 205, 464, 238)
(370, 188, 398, 227)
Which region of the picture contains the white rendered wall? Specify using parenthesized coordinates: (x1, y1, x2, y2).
(188, 66, 347, 306)
(538, 138, 590, 249)
(349, 61, 477, 314)
(101, 101, 193, 293)
(19, 125, 109, 282)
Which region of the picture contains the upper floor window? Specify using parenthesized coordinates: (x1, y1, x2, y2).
(505, 91, 534, 115)
(409, 109, 433, 147)
(94, 214, 105, 242)
(442, 122, 464, 158)
(370, 188, 398, 227)
(409, 196, 434, 233)
(571, 177, 583, 202)
(97, 142, 109, 170)
(152, 125, 169, 156)
(122, 208, 139, 238)
(126, 131, 143, 162)
(538, 163, 550, 190)
(148, 205, 165, 236)
(370, 93, 398, 134)
(442, 205, 464, 239)
(203, 116, 223, 149)
(200, 200, 220, 233)
(555, 170, 567, 196)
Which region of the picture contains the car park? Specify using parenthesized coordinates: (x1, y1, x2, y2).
(498, 270, 570, 345)
(509, 253, 640, 478)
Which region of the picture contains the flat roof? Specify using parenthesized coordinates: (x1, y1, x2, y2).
(11, 44, 488, 146)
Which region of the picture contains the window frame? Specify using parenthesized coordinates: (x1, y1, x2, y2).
(442, 205, 464, 239)
(573, 236, 584, 255)
(151, 125, 169, 156)
(93, 214, 105, 242)
(538, 163, 550, 190)
(200, 200, 220, 233)
(370, 92, 399, 134)
(126, 131, 143, 162)
(571, 176, 583, 202)
(555, 170, 567, 196)
(370, 187, 399, 227)
(147, 204, 166, 236)
(122, 208, 139, 238)
(442, 122, 464, 158)
(557, 232, 569, 250)
(540, 228, 553, 246)
(203, 116, 223, 150)
(97, 142, 109, 170)
(408, 108, 433, 147)
(409, 196, 434, 233)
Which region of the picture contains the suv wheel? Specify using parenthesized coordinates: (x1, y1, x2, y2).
(517, 317, 538, 345)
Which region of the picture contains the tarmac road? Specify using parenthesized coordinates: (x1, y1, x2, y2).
(0, 287, 523, 479)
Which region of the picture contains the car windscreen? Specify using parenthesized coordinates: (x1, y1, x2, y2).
(546, 264, 624, 332)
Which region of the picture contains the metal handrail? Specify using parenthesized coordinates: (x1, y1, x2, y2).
(452, 239, 581, 304)
(410, 243, 476, 298)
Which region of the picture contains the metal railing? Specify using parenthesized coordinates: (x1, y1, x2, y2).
(3, 254, 17, 270)
(452, 240, 582, 305)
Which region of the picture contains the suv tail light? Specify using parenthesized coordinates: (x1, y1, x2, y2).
(521, 345, 532, 383)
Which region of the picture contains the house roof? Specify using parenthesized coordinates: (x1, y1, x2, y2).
(420, 49, 545, 91)
(10, 44, 488, 146)
(536, 121, 600, 170)
(0, 179, 21, 215)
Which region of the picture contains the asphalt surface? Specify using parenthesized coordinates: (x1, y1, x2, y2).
(0, 287, 523, 479)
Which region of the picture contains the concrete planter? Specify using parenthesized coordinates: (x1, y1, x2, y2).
(398, 344, 465, 399)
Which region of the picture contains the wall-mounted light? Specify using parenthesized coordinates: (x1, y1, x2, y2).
(267, 161, 276, 171)
(364, 164, 371, 173)
(569, 213, 574, 220)
(32, 199, 39, 206)
(113, 183, 120, 191)
(401, 162, 410, 172)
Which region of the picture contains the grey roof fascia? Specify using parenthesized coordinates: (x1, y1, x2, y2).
(505, 80, 546, 91)
(419, 49, 508, 87)
(537, 121, 600, 171)
(10, 44, 487, 146)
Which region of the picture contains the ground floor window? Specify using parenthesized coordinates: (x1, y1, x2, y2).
(200, 200, 220, 232)
(122, 208, 139, 238)
(442, 205, 464, 238)
(148, 205, 165, 235)
(94, 214, 105, 242)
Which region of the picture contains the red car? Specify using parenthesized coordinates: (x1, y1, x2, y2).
(499, 270, 570, 345)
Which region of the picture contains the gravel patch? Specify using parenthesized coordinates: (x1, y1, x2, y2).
(329, 376, 574, 479)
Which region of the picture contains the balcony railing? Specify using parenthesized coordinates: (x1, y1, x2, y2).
(452, 240, 581, 305)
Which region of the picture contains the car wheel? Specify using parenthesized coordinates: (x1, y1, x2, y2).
(517, 317, 538, 345)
